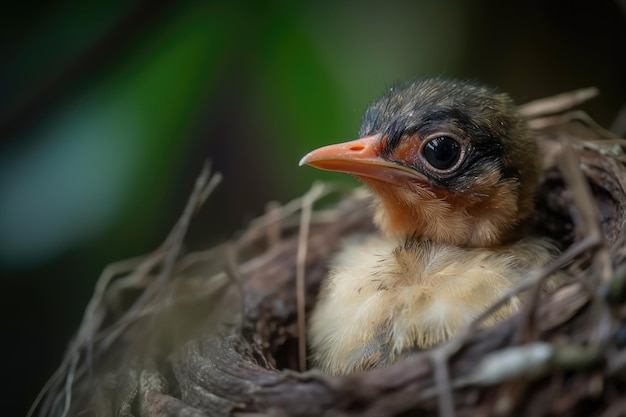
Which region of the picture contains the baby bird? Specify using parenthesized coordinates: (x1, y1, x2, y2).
(300, 78, 557, 375)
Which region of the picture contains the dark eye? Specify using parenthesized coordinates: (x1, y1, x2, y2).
(422, 136, 462, 170)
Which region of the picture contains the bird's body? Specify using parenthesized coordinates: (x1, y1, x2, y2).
(300, 78, 557, 374)
(309, 235, 556, 374)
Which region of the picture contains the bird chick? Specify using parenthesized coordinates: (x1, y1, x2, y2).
(300, 78, 558, 374)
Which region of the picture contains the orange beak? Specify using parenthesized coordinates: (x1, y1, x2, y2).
(299, 135, 426, 185)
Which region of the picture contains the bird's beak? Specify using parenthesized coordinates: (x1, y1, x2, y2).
(299, 135, 426, 185)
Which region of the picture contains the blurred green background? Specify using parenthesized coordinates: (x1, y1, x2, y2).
(2, 0, 625, 415)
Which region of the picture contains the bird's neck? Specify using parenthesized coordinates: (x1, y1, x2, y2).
(363, 178, 529, 248)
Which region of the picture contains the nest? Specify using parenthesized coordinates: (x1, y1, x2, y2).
(31, 89, 626, 417)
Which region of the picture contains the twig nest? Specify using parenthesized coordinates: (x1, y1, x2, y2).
(34, 90, 626, 417)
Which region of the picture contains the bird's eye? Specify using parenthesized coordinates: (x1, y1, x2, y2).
(422, 136, 462, 171)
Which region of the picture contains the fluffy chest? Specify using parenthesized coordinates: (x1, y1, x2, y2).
(308, 235, 556, 374)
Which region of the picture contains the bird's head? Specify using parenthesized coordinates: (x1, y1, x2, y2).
(300, 78, 541, 247)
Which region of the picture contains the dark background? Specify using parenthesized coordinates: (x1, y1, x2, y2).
(2, 1, 625, 415)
